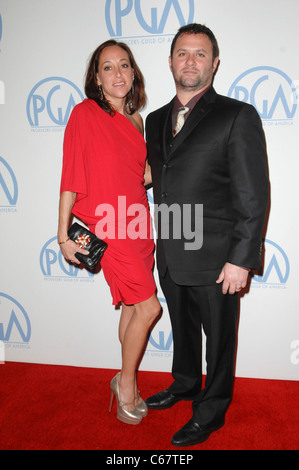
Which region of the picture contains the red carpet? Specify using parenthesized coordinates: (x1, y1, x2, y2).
(0, 362, 298, 451)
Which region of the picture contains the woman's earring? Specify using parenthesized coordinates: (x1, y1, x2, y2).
(98, 85, 104, 100)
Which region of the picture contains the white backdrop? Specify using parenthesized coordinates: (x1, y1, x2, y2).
(0, 0, 298, 380)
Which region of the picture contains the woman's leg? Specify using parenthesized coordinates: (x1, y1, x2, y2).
(118, 294, 161, 408)
(119, 304, 139, 402)
(119, 303, 135, 345)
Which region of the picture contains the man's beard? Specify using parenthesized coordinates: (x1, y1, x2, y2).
(176, 68, 213, 91)
(179, 76, 202, 89)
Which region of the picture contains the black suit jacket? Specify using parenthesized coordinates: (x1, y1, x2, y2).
(146, 87, 269, 286)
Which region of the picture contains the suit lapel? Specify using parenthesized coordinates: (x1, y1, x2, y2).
(161, 99, 174, 161)
(164, 87, 217, 160)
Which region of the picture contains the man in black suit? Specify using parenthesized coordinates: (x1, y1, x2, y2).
(145, 24, 268, 447)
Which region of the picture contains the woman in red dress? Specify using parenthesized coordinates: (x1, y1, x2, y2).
(58, 41, 161, 425)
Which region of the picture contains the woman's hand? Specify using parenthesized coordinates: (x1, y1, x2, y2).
(59, 239, 89, 265)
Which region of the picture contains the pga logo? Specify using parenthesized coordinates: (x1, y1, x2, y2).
(228, 66, 297, 122)
(252, 239, 289, 286)
(105, 0, 195, 37)
(0, 293, 31, 344)
(148, 298, 173, 353)
(149, 328, 173, 352)
(26, 77, 84, 128)
(40, 236, 94, 279)
(0, 156, 18, 207)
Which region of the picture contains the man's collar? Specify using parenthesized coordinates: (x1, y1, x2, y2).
(173, 85, 211, 113)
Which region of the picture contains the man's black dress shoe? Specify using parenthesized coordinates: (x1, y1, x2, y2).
(145, 389, 182, 410)
(171, 418, 224, 447)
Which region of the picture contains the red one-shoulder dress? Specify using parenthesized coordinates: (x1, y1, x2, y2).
(60, 99, 156, 305)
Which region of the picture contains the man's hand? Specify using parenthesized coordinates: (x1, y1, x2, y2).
(216, 262, 249, 295)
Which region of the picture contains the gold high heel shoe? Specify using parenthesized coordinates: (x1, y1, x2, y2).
(109, 373, 143, 425)
(135, 391, 148, 417)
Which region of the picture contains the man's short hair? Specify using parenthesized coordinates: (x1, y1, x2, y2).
(170, 23, 220, 60)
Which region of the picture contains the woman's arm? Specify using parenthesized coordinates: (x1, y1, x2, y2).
(144, 159, 152, 187)
(130, 112, 152, 187)
(58, 191, 89, 264)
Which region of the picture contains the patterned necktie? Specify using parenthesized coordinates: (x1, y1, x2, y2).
(173, 106, 189, 136)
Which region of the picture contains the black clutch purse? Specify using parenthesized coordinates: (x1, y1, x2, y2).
(67, 222, 107, 269)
